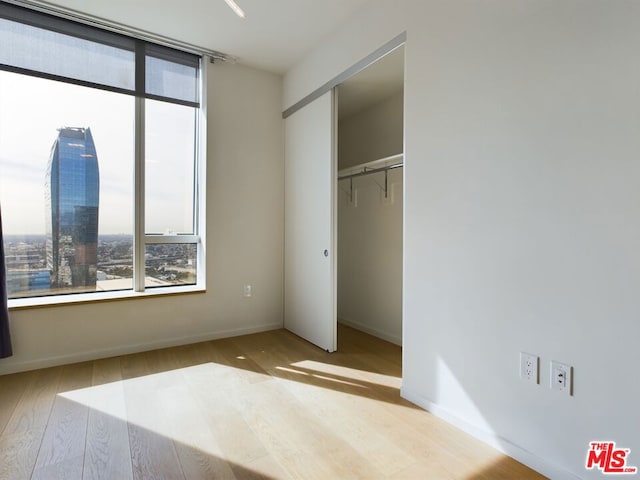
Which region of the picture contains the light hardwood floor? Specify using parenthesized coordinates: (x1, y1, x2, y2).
(0, 325, 546, 479)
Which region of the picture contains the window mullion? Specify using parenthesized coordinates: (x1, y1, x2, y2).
(144, 235, 199, 245)
(195, 59, 206, 287)
(134, 95, 145, 292)
(133, 41, 146, 292)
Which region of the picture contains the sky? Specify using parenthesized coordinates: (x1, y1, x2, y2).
(0, 70, 196, 236)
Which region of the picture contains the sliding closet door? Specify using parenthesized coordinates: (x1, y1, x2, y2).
(284, 90, 337, 352)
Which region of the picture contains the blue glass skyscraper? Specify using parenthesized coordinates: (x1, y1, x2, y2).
(45, 127, 100, 290)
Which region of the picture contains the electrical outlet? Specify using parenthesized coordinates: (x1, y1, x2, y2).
(520, 352, 539, 384)
(243, 284, 252, 298)
(550, 361, 572, 396)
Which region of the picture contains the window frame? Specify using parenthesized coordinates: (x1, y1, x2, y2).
(1, 3, 207, 308)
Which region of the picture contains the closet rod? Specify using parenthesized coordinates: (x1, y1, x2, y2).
(338, 162, 403, 181)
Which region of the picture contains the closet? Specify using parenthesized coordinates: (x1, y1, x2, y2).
(337, 47, 404, 346)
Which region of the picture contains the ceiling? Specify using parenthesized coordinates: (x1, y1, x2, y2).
(38, 0, 371, 74)
(338, 46, 405, 120)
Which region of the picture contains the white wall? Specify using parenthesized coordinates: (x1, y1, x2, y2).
(286, 1, 640, 479)
(1, 62, 284, 375)
(338, 92, 403, 169)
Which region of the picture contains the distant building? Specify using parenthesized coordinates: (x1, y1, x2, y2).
(6, 269, 51, 295)
(45, 127, 99, 290)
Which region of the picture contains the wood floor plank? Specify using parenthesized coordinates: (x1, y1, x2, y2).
(236, 377, 383, 479)
(83, 357, 133, 480)
(118, 352, 149, 381)
(91, 356, 123, 385)
(2, 366, 62, 437)
(32, 362, 94, 480)
(146, 345, 239, 480)
(387, 458, 456, 480)
(0, 429, 43, 480)
(0, 366, 63, 479)
(287, 383, 415, 477)
(31, 456, 84, 480)
(122, 353, 185, 480)
(234, 455, 291, 480)
(0, 371, 35, 437)
(213, 338, 273, 385)
(160, 381, 237, 480)
(180, 354, 271, 468)
(127, 423, 184, 480)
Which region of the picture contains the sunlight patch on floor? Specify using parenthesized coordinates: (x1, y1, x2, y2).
(57, 362, 276, 476)
(275, 365, 368, 388)
(291, 359, 401, 388)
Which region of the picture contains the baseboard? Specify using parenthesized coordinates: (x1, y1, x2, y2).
(0, 322, 283, 375)
(400, 386, 581, 480)
(338, 317, 402, 346)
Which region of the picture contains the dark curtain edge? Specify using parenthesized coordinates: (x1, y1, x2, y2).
(0, 205, 13, 359)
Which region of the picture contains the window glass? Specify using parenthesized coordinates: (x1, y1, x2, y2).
(146, 54, 199, 104)
(145, 243, 197, 288)
(145, 99, 196, 235)
(0, 18, 135, 91)
(0, 71, 134, 298)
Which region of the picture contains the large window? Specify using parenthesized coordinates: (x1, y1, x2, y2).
(0, 3, 204, 302)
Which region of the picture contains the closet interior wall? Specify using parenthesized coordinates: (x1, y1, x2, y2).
(337, 89, 404, 345)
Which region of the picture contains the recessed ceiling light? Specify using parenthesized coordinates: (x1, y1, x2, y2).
(224, 0, 246, 18)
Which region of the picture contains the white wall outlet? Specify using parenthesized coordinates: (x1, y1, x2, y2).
(550, 361, 572, 395)
(520, 352, 539, 384)
(243, 284, 252, 298)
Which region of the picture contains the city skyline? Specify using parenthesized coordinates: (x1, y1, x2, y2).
(3, 233, 197, 298)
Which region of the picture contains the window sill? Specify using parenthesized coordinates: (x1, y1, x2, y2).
(8, 285, 206, 310)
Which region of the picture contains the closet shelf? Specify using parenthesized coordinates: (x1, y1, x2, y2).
(338, 154, 403, 200)
(337, 162, 402, 182)
(337, 153, 403, 181)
